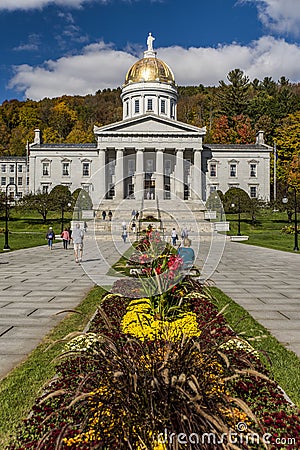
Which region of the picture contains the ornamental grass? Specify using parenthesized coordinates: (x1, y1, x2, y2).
(7, 235, 300, 449)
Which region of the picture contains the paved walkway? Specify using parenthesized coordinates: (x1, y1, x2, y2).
(209, 242, 300, 357)
(0, 235, 299, 381)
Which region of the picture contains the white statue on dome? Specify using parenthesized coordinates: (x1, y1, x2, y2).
(147, 32, 155, 52)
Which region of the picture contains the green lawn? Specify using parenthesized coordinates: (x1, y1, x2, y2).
(226, 209, 299, 252)
(0, 209, 73, 252)
(0, 286, 106, 448)
(210, 287, 300, 406)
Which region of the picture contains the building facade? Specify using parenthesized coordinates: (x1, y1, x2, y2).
(0, 156, 29, 198)
(22, 34, 271, 206)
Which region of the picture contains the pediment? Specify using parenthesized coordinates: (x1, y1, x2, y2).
(94, 114, 206, 136)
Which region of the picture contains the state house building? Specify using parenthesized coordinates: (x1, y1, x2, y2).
(25, 34, 271, 207)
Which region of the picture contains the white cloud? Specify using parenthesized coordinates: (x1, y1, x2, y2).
(9, 37, 300, 101)
(13, 34, 40, 52)
(0, 0, 108, 11)
(241, 0, 300, 36)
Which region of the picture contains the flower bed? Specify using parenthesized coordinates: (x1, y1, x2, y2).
(7, 236, 300, 450)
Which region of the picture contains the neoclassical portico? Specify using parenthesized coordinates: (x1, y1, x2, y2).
(94, 117, 206, 201)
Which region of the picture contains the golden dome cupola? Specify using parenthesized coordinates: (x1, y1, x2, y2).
(121, 33, 178, 120)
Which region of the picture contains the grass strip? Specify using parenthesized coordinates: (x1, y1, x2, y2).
(0, 285, 106, 448)
(209, 286, 300, 406)
(106, 244, 136, 276)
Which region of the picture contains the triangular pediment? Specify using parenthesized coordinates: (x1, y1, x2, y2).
(94, 114, 206, 136)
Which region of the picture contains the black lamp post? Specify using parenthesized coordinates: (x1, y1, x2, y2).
(4, 182, 18, 251)
(231, 196, 241, 236)
(282, 186, 299, 251)
(61, 202, 72, 233)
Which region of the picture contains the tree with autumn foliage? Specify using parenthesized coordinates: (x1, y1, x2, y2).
(210, 114, 255, 144)
(274, 111, 300, 182)
(287, 154, 300, 190)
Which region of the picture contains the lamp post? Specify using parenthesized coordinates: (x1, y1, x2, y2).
(231, 197, 241, 236)
(282, 187, 299, 251)
(4, 182, 18, 251)
(61, 202, 72, 233)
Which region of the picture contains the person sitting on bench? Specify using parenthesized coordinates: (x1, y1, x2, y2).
(177, 238, 195, 270)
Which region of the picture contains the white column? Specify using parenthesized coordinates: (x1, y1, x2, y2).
(114, 149, 124, 200)
(135, 149, 144, 201)
(174, 149, 184, 199)
(92, 149, 106, 207)
(155, 148, 164, 199)
(191, 149, 202, 200)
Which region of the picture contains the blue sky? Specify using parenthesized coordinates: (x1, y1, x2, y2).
(1, 0, 300, 103)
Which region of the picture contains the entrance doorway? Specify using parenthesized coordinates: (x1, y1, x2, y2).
(144, 179, 155, 199)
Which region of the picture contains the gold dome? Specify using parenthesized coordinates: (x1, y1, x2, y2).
(125, 57, 175, 85)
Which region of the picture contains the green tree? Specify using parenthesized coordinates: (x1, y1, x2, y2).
(217, 69, 250, 117)
(19, 192, 53, 223)
(223, 187, 251, 214)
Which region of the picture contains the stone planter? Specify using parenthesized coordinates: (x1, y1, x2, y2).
(214, 221, 230, 232)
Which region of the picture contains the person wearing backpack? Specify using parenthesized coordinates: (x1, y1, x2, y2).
(46, 227, 55, 250)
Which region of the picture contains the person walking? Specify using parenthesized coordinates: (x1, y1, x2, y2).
(171, 228, 178, 246)
(108, 210, 113, 221)
(72, 223, 84, 263)
(102, 210, 106, 220)
(131, 209, 136, 221)
(61, 227, 70, 250)
(46, 227, 55, 250)
(181, 227, 189, 240)
(121, 226, 128, 243)
(135, 211, 139, 220)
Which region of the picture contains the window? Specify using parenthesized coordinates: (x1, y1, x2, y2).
(210, 163, 217, 177)
(18, 164, 23, 173)
(250, 186, 257, 198)
(250, 163, 257, 177)
(1, 164, 6, 172)
(161, 99, 166, 114)
(42, 185, 49, 194)
(10, 164, 15, 172)
(171, 102, 175, 119)
(165, 159, 171, 176)
(9, 177, 14, 184)
(62, 162, 70, 176)
(128, 159, 135, 176)
(230, 164, 237, 177)
(147, 98, 153, 111)
(126, 101, 129, 117)
(82, 162, 90, 177)
(17, 177, 23, 186)
(134, 99, 140, 114)
(210, 185, 217, 193)
(146, 159, 154, 174)
(42, 162, 49, 176)
(1, 177, 6, 186)
(27, 177, 30, 186)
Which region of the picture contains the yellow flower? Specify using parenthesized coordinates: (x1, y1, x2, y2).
(121, 299, 201, 342)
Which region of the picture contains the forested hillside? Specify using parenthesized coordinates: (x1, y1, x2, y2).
(1, 68, 300, 181)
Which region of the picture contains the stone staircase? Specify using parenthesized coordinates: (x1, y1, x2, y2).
(90, 197, 214, 240)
